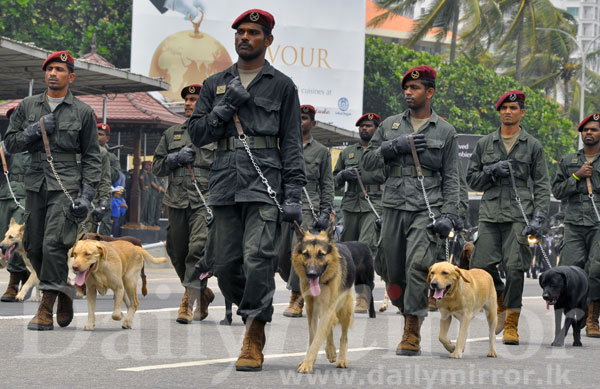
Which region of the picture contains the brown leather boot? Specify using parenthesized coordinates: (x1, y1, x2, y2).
(355, 290, 370, 314)
(176, 289, 193, 324)
(27, 291, 58, 331)
(283, 291, 303, 318)
(1, 272, 20, 302)
(495, 295, 507, 335)
(396, 314, 422, 356)
(235, 319, 266, 371)
(194, 287, 215, 321)
(586, 301, 600, 338)
(56, 291, 74, 327)
(503, 308, 521, 345)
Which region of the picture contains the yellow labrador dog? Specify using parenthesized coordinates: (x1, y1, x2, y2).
(69, 239, 168, 330)
(428, 262, 498, 358)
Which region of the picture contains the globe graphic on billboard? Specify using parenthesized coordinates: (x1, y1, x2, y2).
(149, 30, 232, 102)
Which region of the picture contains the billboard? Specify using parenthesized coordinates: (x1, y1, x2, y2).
(131, 0, 366, 130)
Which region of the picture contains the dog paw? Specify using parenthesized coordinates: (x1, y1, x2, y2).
(442, 343, 456, 353)
(326, 345, 337, 363)
(112, 311, 123, 321)
(487, 349, 497, 358)
(297, 360, 313, 374)
(84, 323, 95, 331)
(335, 359, 348, 368)
(15, 293, 25, 301)
(449, 351, 463, 359)
(573, 341, 582, 347)
(121, 320, 132, 329)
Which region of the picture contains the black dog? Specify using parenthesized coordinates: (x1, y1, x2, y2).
(539, 266, 588, 347)
(338, 241, 376, 318)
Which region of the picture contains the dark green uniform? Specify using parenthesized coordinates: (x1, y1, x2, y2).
(279, 136, 334, 290)
(0, 143, 29, 273)
(82, 147, 111, 235)
(106, 148, 121, 185)
(139, 168, 152, 224)
(4, 91, 101, 294)
(152, 120, 215, 291)
(467, 128, 550, 308)
(333, 142, 386, 254)
(552, 150, 600, 300)
(152, 175, 166, 226)
(362, 110, 460, 316)
(188, 61, 306, 323)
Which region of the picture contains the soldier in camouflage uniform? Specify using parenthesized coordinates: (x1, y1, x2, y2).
(1, 106, 31, 302)
(333, 112, 386, 313)
(98, 123, 121, 231)
(279, 104, 334, 318)
(467, 90, 550, 345)
(552, 113, 600, 338)
(152, 84, 215, 324)
(5, 51, 102, 330)
(362, 65, 460, 356)
(139, 161, 152, 225)
(188, 9, 306, 371)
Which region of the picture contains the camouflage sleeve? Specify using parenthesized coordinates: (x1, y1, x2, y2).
(551, 156, 578, 200)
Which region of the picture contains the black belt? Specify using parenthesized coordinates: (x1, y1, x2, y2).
(498, 177, 528, 187)
(32, 152, 78, 162)
(172, 167, 209, 178)
(347, 183, 382, 193)
(569, 193, 600, 203)
(217, 136, 278, 151)
(389, 166, 433, 177)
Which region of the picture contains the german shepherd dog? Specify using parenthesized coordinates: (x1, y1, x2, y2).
(0, 218, 41, 301)
(292, 223, 355, 374)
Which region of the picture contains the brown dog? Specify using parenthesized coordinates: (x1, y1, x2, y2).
(458, 241, 474, 270)
(428, 262, 497, 358)
(69, 239, 168, 330)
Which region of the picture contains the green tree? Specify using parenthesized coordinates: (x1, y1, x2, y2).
(364, 37, 576, 175)
(0, 0, 131, 68)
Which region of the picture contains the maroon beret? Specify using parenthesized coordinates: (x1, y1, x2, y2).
(97, 123, 111, 133)
(5, 105, 17, 120)
(402, 65, 437, 88)
(577, 113, 600, 132)
(232, 9, 275, 30)
(300, 105, 316, 117)
(496, 90, 525, 110)
(355, 113, 381, 126)
(42, 51, 74, 71)
(181, 84, 202, 99)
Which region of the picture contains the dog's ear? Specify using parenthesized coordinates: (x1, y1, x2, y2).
(95, 242, 108, 266)
(293, 221, 305, 239)
(455, 266, 472, 283)
(538, 271, 546, 287)
(427, 268, 433, 284)
(325, 221, 335, 239)
(9, 217, 16, 227)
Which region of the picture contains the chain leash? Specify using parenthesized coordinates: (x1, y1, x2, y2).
(0, 146, 25, 210)
(187, 165, 213, 223)
(585, 177, 600, 223)
(302, 186, 318, 221)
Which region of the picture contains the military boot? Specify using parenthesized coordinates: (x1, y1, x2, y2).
(235, 319, 266, 371)
(586, 301, 600, 338)
(176, 288, 193, 324)
(283, 291, 304, 317)
(495, 295, 507, 334)
(27, 291, 58, 331)
(194, 287, 215, 321)
(396, 314, 423, 356)
(56, 291, 74, 327)
(1, 272, 21, 302)
(503, 308, 521, 345)
(355, 290, 370, 314)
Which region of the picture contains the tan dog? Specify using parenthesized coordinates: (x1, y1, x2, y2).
(69, 239, 168, 330)
(0, 218, 41, 302)
(292, 224, 354, 374)
(428, 262, 498, 358)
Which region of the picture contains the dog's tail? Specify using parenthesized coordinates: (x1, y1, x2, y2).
(138, 247, 169, 264)
(141, 265, 148, 296)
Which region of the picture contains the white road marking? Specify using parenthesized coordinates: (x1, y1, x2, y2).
(118, 346, 386, 372)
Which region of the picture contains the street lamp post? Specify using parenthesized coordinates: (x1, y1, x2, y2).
(537, 28, 600, 149)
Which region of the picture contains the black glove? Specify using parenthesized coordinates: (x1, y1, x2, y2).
(452, 214, 465, 232)
(483, 160, 511, 181)
(23, 113, 55, 144)
(91, 200, 109, 223)
(70, 183, 96, 221)
(380, 133, 426, 160)
(427, 213, 458, 239)
(521, 210, 546, 238)
(312, 208, 332, 231)
(281, 184, 302, 224)
(335, 166, 359, 186)
(211, 76, 251, 122)
(166, 145, 196, 170)
(375, 217, 382, 233)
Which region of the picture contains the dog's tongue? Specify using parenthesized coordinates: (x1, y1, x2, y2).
(74, 270, 89, 287)
(309, 278, 321, 296)
(546, 301, 550, 310)
(5, 245, 14, 261)
(433, 287, 445, 300)
(199, 272, 210, 281)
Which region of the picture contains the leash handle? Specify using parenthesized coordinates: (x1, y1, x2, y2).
(0, 145, 8, 173)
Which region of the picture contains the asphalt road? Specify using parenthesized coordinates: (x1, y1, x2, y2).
(0, 267, 596, 388)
